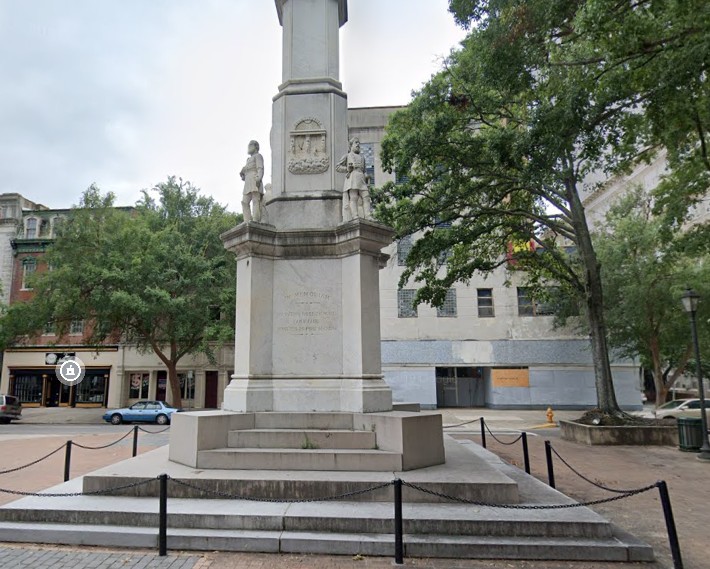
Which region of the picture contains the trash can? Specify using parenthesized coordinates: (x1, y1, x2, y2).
(677, 417, 704, 452)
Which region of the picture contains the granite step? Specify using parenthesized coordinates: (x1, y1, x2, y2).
(0, 523, 653, 561)
(197, 447, 402, 471)
(227, 428, 377, 450)
(253, 413, 355, 430)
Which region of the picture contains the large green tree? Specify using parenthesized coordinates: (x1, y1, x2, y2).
(375, 0, 708, 415)
(0, 179, 239, 407)
(593, 189, 710, 406)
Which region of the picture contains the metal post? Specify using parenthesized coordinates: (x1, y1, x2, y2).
(480, 417, 487, 448)
(63, 440, 72, 482)
(393, 479, 403, 565)
(132, 426, 139, 458)
(158, 473, 168, 556)
(657, 481, 683, 569)
(544, 440, 555, 488)
(688, 309, 710, 460)
(521, 432, 530, 474)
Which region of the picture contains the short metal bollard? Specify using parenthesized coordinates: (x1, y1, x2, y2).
(158, 473, 168, 556)
(657, 480, 683, 569)
(521, 432, 530, 474)
(132, 426, 139, 458)
(544, 440, 555, 488)
(393, 478, 403, 565)
(480, 417, 487, 448)
(63, 440, 72, 482)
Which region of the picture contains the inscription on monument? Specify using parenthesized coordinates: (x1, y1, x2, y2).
(277, 289, 337, 335)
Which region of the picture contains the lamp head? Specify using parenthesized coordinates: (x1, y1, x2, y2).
(681, 287, 700, 314)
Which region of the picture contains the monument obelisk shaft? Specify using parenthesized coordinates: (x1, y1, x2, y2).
(220, 0, 394, 413)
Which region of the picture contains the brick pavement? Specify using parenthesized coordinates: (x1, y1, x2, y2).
(0, 546, 201, 569)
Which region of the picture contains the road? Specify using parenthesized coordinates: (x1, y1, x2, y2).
(0, 423, 170, 437)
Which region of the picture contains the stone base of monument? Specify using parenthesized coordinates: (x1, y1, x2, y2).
(0, 439, 653, 562)
(167, 410, 445, 472)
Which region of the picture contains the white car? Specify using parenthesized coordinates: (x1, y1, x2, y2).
(654, 399, 710, 419)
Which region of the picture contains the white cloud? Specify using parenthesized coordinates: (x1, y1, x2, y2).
(0, 0, 466, 211)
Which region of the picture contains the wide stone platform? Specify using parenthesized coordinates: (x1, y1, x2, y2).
(0, 439, 653, 561)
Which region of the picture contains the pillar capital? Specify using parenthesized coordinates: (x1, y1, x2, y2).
(275, 0, 348, 28)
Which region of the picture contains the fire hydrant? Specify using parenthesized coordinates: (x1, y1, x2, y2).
(546, 407, 555, 424)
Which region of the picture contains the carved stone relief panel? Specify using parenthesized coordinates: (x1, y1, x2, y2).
(287, 118, 330, 175)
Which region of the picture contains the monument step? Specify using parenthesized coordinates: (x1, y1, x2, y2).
(0, 522, 653, 561)
(197, 447, 402, 471)
(0, 498, 613, 539)
(227, 428, 377, 449)
(252, 412, 355, 430)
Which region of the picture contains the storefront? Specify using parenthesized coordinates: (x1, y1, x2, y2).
(9, 367, 110, 407)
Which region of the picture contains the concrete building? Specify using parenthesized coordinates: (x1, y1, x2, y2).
(349, 106, 642, 410)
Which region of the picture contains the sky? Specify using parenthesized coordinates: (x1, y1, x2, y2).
(0, 0, 468, 212)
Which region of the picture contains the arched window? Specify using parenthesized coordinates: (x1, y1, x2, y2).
(24, 217, 38, 239)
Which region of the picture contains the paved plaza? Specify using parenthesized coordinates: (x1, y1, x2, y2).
(0, 408, 703, 568)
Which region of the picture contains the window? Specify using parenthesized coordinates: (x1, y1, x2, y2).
(179, 372, 195, 400)
(397, 289, 418, 318)
(436, 289, 457, 317)
(397, 235, 413, 266)
(43, 321, 56, 336)
(75, 374, 108, 404)
(477, 289, 494, 317)
(129, 372, 150, 399)
(12, 374, 43, 403)
(21, 258, 36, 290)
(69, 319, 84, 335)
(395, 171, 410, 185)
(517, 287, 554, 316)
(24, 218, 37, 238)
(360, 142, 375, 187)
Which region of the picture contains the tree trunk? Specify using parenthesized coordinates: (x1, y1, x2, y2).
(166, 361, 183, 409)
(650, 336, 667, 407)
(565, 173, 622, 415)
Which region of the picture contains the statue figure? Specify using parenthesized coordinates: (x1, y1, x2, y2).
(240, 140, 265, 222)
(336, 137, 371, 221)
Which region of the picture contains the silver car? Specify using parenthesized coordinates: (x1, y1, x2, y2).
(0, 395, 22, 423)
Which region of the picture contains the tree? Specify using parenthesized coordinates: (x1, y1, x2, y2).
(594, 189, 710, 406)
(0, 179, 239, 407)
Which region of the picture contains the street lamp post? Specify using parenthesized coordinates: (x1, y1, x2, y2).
(681, 288, 710, 461)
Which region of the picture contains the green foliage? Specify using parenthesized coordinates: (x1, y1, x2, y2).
(0, 178, 240, 405)
(594, 189, 710, 404)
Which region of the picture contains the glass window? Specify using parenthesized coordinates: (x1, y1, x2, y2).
(75, 374, 107, 404)
(360, 142, 375, 187)
(130, 402, 147, 410)
(145, 402, 161, 410)
(25, 218, 37, 238)
(397, 235, 413, 266)
(12, 374, 43, 403)
(179, 372, 195, 400)
(397, 289, 418, 318)
(517, 288, 535, 316)
(437, 289, 457, 317)
(69, 319, 84, 335)
(128, 373, 150, 399)
(395, 171, 410, 185)
(21, 258, 36, 289)
(477, 288, 494, 317)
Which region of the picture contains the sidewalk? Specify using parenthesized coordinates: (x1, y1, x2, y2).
(17, 407, 107, 424)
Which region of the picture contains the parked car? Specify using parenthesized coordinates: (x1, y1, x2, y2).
(654, 398, 710, 419)
(102, 400, 180, 425)
(0, 395, 22, 424)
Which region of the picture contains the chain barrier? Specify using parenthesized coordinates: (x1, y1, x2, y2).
(549, 445, 643, 494)
(482, 421, 524, 446)
(442, 417, 482, 429)
(72, 429, 135, 450)
(400, 480, 657, 509)
(0, 477, 157, 498)
(138, 426, 171, 434)
(170, 477, 394, 503)
(0, 443, 67, 476)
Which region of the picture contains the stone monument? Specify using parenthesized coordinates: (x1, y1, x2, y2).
(240, 140, 265, 223)
(220, 0, 394, 414)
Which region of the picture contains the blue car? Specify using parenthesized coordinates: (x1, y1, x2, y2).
(103, 400, 180, 425)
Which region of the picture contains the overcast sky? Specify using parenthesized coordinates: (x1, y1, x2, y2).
(0, 0, 467, 212)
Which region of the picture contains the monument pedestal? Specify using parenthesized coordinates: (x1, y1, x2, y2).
(221, 219, 395, 414)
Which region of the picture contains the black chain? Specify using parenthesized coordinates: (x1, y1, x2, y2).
(137, 426, 171, 434)
(400, 480, 657, 509)
(549, 446, 645, 494)
(443, 417, 482, 429)
(483, 422, 524, 446)
(0, 477, 157, 498)
(73, 429, 135, 450)
(0, 443, 67, 476)
(170, 477, 394, 503)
